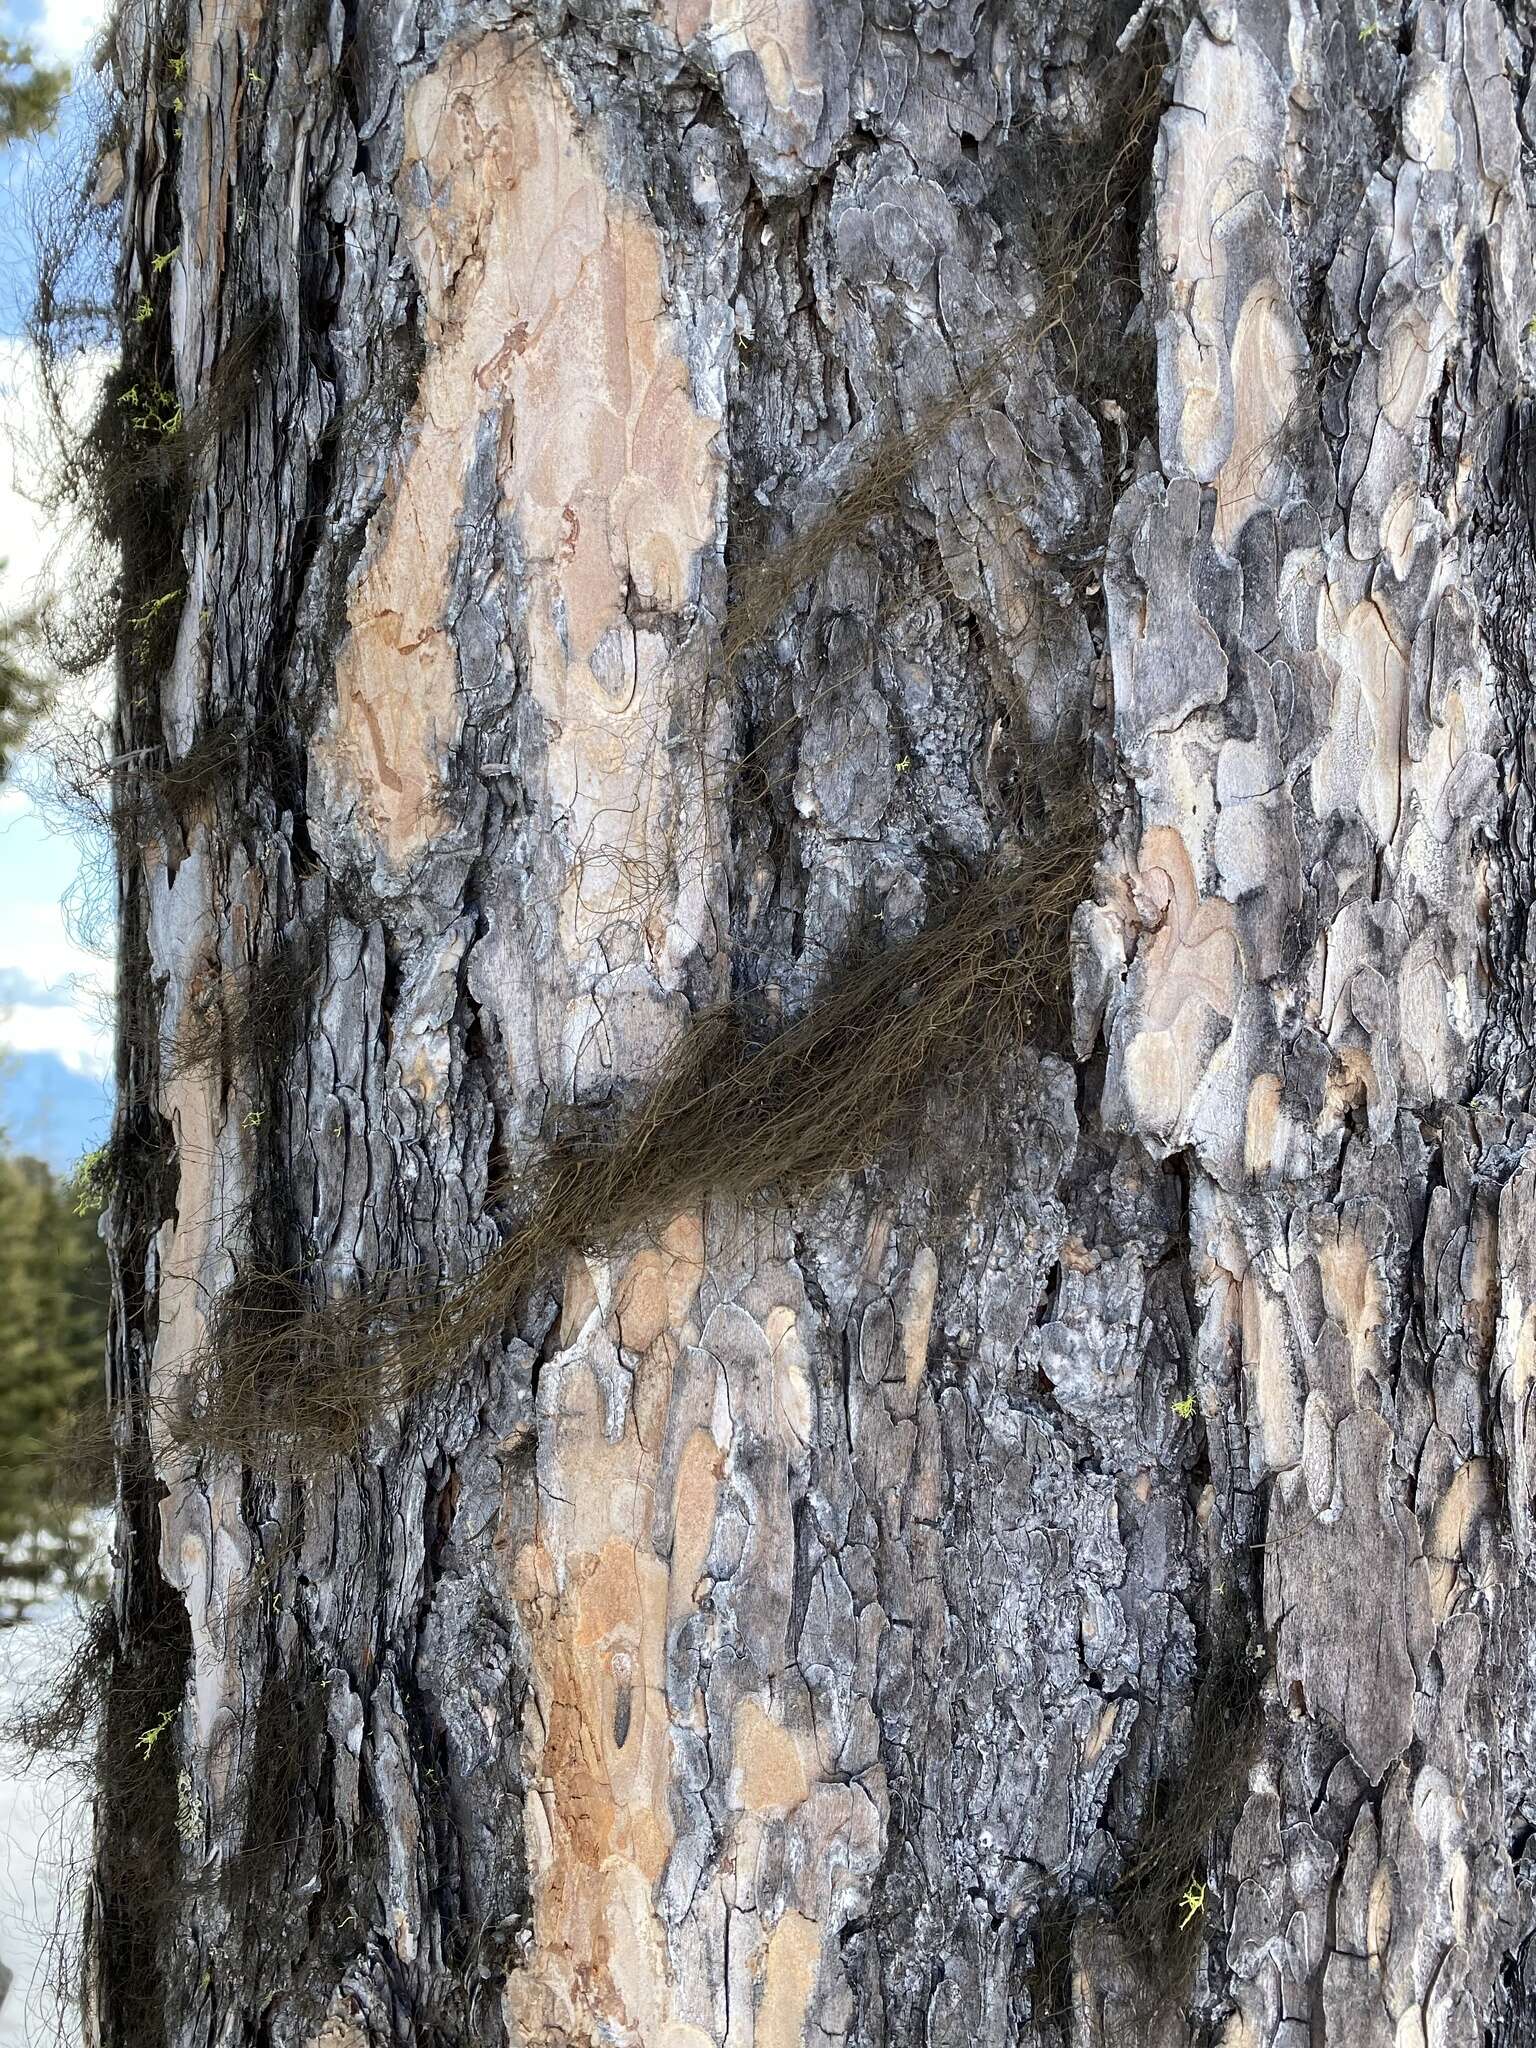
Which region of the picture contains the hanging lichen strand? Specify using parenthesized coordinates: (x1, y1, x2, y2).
(182, 807, 1096, 1462)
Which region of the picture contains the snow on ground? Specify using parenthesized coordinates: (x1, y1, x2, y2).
(0, 1523, 105, 2046)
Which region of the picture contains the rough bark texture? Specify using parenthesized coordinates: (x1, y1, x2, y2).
(86, 0, 1536, 2043)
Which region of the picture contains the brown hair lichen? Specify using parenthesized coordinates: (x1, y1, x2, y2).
(718, 34, 1165, 689)
(1026, 1628, 1267, 2036)
(166, 927, 324, 1087)
(7, 1585, 192, 2048)
(177, 802, 1097, 1463)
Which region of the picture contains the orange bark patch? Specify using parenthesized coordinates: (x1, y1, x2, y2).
(510, 1516, 678, 2040)
(758, 1911, 823, 2048)
(1214, 283, 1304, 553)
(1243, 1072, 1282, 1175)
(1425, 1457, 1494, 1620)
(660, 0, 822, 130)
(505, 1261, 716, 2035)
(502, 1207, 855, 2038)
(545, 1538, 673, 1881)
(559, 1255, 601, 1346)
(731, 1700, 812, 1815)
(1120, 825, 1243, 1138)
(321, 36, 719, 875)
(1318, 1226, 1385, 1397)
(614, 1213, 708, 1355)
(182, 0, 267, 301)
(766, 1306, 814, 1452)
(1154, 32, 1286, 481)
(155, 1068, 217, 1405)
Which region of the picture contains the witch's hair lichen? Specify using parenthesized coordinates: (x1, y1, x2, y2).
(179, 802, 1096, 1462)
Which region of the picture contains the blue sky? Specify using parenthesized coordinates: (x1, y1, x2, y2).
(0, 0, 114, 1168)
(2, 1, 105, 80)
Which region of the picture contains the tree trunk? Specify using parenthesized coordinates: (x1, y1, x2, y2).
(86, 0, 1536, 2043)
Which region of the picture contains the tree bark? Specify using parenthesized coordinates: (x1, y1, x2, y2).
(87, 0, 1536, 2043)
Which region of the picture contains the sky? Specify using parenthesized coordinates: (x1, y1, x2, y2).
(4, 0, 105, 65)
(0, 0, 115, 1171)
(0, 28, 112, 2041)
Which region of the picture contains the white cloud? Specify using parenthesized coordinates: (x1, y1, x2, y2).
(0, 333, 115, 1090)
(0, 804, 114, 1078)
(0, 895, 110, 996)
(0, 341, 62, 604)
(0, 996, 109, 1072)
(0, 964, 76, 1003)
(12, 0, 109, 69)
(0, 337, 107, 616)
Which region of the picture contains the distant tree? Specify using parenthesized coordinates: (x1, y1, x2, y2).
(0, 35, 73, 774)
(0, 36, 69, 148)
(0, 587, 50, 780)
(0, 1146, 110, 1572)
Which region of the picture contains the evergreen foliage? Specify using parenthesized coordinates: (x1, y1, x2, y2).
(0, 36, 70, 148)
(0, 1143, 111, 1574)
(0, 34, 75, 773)
(0, 587, 50, 781)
